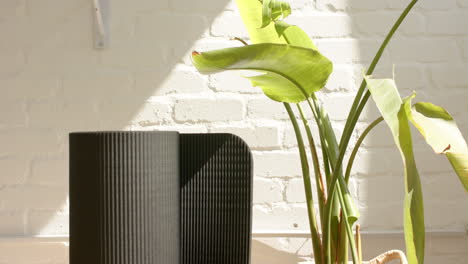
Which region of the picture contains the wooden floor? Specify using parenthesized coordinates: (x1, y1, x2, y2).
(0, 231, 467, 264)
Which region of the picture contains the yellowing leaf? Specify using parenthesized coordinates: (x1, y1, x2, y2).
(365, 77, 425, 264)
(407, 100, 468, 193)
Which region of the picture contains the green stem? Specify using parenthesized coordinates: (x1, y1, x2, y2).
(337, 211, 348, 264)
(324, 195, 334, 264)
(323, 149, 331, 185)
(296, 104, 327, 227)
(284, 103, 323, 264)
(336, 184, 358, 264)
(325, 183, 359, 264)
(310, 97, 332, 186)
(303, 97, 334, 264)
(340, 0, 419, 156)
(323, 2, 419, 262)
(305, 98, 358, 264)
(345, 117, 384, 183)
(305, 98, 335, 264)
(307, 96, 339, 160)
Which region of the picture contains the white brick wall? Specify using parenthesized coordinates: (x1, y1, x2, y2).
(1, 0, 467, 263)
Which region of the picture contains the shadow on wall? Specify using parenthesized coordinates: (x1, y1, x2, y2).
(0, 0, 231, 236)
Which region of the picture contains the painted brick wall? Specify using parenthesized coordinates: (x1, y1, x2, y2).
(1, 0, 467, 263)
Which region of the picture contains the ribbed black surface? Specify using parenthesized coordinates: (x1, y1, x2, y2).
(69, 132, 180, 264)
(180, 134, 253, 264)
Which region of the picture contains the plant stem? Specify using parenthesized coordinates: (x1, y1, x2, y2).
(336, 184, 359, 264)
(336, 211, 349, 264)
(230, 36, 249, 46)
(339, 0, 419, 159)
(323, 149, 331, 185)
(356, 224, 362, 264)
(304, 98, 359, 264)
(345, 117, 384, 183)
(303, 97, 336, 264)
(323, 192, 333, 264)
(322, 2, 419, 262)
(284, 103, 323, 264)
(296, 103, 327, 226)
(335, 210, 343, 264)
(306, 97, 337, 260)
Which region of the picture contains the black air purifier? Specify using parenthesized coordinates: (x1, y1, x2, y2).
(69, 132, 252, 264)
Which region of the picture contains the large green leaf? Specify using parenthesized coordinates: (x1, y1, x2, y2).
(365, 77, 425, 264)
(232, 0, 329, 102)
(407, 100, 468, 193)
(192, 43, 332, 103)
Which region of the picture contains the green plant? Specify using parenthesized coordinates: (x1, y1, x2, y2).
(191, 0, 468, 263)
